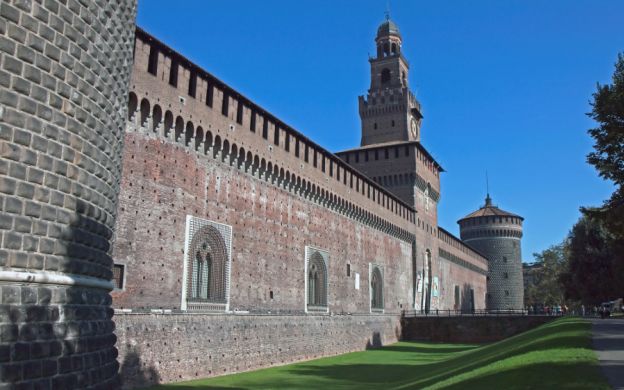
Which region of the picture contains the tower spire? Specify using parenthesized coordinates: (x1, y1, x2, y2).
(485, 170, 492, 206)
(385, 0, 391, 20)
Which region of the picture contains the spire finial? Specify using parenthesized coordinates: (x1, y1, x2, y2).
(485, 170, 492, 206)
(385, 0, 391, 20)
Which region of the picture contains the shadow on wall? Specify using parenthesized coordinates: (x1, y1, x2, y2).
(119, 345, 161, 389)
(461, 284, 475, 313)
(1, 210, 121, 387)
(366, 331, 383, 349)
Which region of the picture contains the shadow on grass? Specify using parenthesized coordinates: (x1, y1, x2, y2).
(149, 318, 601, 390)
(377, 343, 477, 355)
(438, 361, 611, 390)
(283, 318, 595, 389)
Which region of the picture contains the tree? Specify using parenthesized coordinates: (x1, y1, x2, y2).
(524, 243, 567, 307)
(584, 53, 624, 237)
(560, 216, 619, 304)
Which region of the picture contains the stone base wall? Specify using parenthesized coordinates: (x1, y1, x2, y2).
(401, 315, 556, 344)
(114, 312, 401, 389)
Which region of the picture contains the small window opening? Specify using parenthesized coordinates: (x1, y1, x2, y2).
(147, 47, 158, 75)
(169, 58, 178, 87)
(347, 264, 351, 277)
(205, 82, 214, 107)
(221, 93, 229, 116)
(262, 117, 268, 139)
(274, 124, 280, 146)
(188, 72, 197, 97)
(250, 111, 256, 132)
(236, 101, 243, 124)
(269, 290, 274, 300)
(113, 264, 125, 289)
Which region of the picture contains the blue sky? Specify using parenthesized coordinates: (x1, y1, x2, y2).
(136, 1, 621, 260)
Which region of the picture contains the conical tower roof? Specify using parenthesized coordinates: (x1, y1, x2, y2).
(458, 195, 523, 223)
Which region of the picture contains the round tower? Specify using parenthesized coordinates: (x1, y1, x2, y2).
(458, 195, 524, 311)
(0, 0, 136, 387)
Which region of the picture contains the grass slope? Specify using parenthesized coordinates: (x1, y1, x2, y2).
(150, 317, 608, 390)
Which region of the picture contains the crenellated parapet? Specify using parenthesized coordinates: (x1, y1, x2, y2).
(128, 28, 419, 242)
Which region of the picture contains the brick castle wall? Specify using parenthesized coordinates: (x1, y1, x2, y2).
(0, 0, 136, 388)
(110, 27, 490, 388)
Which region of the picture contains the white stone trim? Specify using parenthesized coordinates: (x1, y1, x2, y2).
(0, 270, 114, 290)
(181, 215, 233, 312)
(304, 245, 329, 314)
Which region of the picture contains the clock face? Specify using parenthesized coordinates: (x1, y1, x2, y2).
(410, 118, 418, 139)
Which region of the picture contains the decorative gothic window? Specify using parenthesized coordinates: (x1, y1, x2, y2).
(182, 216, 232, 312)
(305, 247, 329, 313)
(370, 264, 384, 312)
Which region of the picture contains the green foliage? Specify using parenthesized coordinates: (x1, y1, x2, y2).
(525, 243, 567, 306)
(561, 216, 622, 304)
(584, 52, 624, 238)
(587, 53, 624, 189)
(564, 53, 624, 304)
(150, 317, 608, 390)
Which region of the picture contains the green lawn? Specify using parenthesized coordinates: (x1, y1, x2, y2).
(149, 317, 608, 390)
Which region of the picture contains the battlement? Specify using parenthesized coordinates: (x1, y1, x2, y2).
(130, 27, 417, 235)
(438, 227, 489, 267)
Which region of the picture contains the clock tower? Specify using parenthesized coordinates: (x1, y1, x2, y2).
(358, 16, 423, 146)
(337, 15, 442, 217)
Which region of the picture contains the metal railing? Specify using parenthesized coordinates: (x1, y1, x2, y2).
(401, 308, 569, 318)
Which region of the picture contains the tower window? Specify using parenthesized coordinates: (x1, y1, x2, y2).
(391, 43, 397, 54)
(381, 68, 391, 84)
(374, 123, 377, 130)
(504, 272, 509, 279)
(347, 264, 351, 277)
(391, 120, 395, 127)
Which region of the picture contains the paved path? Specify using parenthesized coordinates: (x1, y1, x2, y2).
(591, 319, 624, 389)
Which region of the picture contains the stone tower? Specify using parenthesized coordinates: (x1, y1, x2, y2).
(358, 16, 423, 146)
(458, 195, 524, 310)
(0, 0, 136, 387)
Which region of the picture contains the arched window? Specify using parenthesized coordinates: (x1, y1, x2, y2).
(391, 43, 397, 54)
(381, 68, 391, 84)
(127, 92, 137, 122)
(183, 217, 232, 311)
(370, 265, 384, 311)
(306, 248, 328, 312)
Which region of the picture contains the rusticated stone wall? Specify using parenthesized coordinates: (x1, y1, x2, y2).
(115, 312, 400, 389)
(0, 0, 136, 388)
